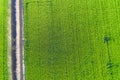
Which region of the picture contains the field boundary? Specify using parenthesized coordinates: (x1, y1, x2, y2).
(8, 0, 12, 79)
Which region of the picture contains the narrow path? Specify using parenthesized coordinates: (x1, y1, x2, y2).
(16, 0, 25, 80)
(11, 0, 17, 79)
(11, 0, 25, 80)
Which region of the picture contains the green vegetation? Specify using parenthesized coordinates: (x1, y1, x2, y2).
(24, 0, 120, 80)
(0, 0, 8, 80)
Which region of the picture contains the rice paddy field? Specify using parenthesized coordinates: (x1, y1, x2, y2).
(0, 0, 8, 80)
(24, 0, 120, 80)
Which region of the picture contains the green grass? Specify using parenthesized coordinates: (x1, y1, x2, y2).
(24, 0, 120, 80)
(0, 0, 8, 80)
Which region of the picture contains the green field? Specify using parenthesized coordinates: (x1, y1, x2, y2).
(0, 0, 8, 80)
(24, 0, 120, 80)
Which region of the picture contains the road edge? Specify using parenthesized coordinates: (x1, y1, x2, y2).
(8, 0, 12, 79)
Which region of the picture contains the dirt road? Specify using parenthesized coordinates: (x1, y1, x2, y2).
(11, 0, 25, 80)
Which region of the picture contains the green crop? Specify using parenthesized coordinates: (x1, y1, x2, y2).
(0, 0, 9, 79)
(24, 0, 120, 80)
